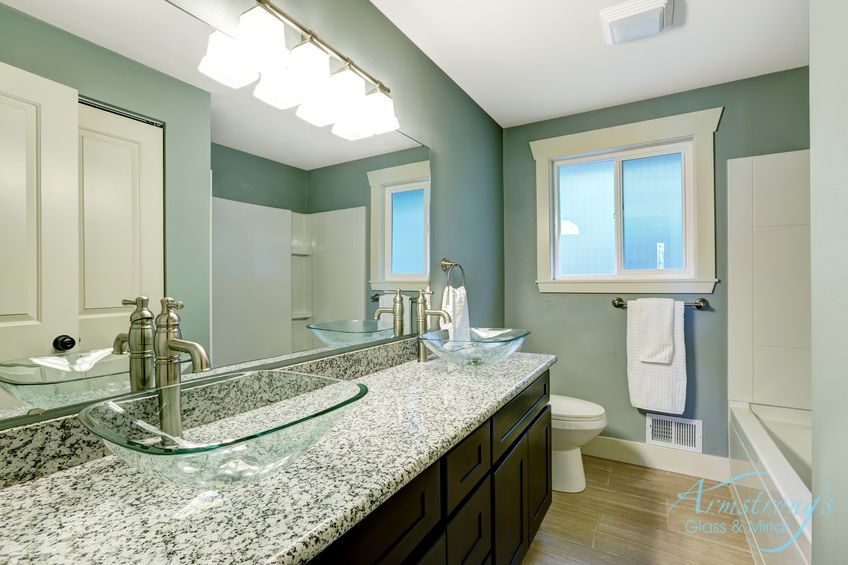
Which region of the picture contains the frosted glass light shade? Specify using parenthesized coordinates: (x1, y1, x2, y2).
(331, 110, 373, 141)
(289, 42, 330, 94)
(365, 90, 400, 135)
(198, 31, 259, 88)
(253, 70, 302, 110)
(238, 6, 289, 72)
(297, 67, 365, 128)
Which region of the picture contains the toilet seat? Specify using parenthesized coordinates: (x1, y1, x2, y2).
(550, 394, 605, 419)
(550, 394, 607, 430)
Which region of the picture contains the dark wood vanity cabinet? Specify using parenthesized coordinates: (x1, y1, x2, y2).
(492, 407, 552, 565)
(310, 371, 551, 565)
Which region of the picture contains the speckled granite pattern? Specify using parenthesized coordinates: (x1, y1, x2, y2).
(0, 352, 555, 564)
(0, 339, 416, 489)
(0, 417, 109, 489)
(288, 338, 417, 379)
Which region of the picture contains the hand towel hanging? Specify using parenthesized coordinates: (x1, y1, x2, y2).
(626, 298, 687, 415)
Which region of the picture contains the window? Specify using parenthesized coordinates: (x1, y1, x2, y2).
(368, 160, 430, 290)
(530, 108, 722, 293)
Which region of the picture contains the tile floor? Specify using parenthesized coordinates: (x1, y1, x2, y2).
(524, 456, 755, 565)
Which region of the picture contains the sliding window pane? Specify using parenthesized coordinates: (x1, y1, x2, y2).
(556, 159, 616, 275)
(390, 188, 425, 274)
(621, 153, 683, 270)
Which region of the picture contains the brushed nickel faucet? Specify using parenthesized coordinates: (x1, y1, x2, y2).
(153, 298, 210, 441)
(415, 289, 451, 362)
(113, 297, 155, 391)
(374, 289, 405, 337)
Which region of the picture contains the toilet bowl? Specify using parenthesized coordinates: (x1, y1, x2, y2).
(550, 394, 607, 493)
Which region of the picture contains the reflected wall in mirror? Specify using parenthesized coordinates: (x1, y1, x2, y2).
(210, 142, 430, 366)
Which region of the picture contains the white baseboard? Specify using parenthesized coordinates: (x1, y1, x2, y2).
(581, 435, 730, 482)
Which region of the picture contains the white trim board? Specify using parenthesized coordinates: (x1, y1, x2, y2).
(582, 435, 730, 482)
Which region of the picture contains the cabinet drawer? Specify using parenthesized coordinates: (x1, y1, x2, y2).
(491, 372, 550, 462)
(444, 420, 491, 514)
(311, 463, 441, 565)
(446, 476, 492, 565)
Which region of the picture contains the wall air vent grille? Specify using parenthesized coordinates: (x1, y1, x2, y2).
(645, 414, 702, 453)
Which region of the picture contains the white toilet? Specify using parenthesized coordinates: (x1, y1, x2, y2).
(550, 394, 607, 493)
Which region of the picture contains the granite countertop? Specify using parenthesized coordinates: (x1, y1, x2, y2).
(0, 352, 556, 565)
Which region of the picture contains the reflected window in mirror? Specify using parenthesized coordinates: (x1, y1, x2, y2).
(368, 160, 430, 290)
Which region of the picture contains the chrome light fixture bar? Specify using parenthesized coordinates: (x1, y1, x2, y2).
(194, 0, 399, 141)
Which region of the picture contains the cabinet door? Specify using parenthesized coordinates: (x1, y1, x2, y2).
(446, 476, 491, 565)
(0, 61, 78, 360)
(492, 434, 528, 565)
(527, 406, 552, 540)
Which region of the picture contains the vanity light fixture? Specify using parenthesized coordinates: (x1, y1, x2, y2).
(196, 0, 400, 140)
(600, 0, 675, 45)
(197, 30, 259, 88)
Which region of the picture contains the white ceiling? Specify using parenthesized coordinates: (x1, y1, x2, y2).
(0, 0, 419, 170)
(369, 0, 809, 127)
(2, 0, 809, 166)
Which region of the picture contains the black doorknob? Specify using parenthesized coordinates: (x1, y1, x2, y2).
(52, 334, 76, 351)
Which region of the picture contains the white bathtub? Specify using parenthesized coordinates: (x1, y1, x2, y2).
(728, 402, 812, 565)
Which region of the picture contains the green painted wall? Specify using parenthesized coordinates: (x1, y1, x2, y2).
(277, 0, 505, 327)
(503, 68, 809, 456)
(211, 143, 308, 213)
(0, 4, 212, 349)
(308, 145, 430, 317)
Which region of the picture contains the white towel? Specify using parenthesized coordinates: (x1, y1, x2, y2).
(378, 293, 412, 335)
(441, 285, 470, 341)
(635, 298, 675, 363)
(626, 299, 687, 415)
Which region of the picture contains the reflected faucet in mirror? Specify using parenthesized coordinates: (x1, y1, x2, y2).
(112, 297, 155, 391)
(373, 289, 405, 337)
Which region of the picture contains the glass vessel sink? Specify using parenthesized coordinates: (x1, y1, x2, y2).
(0, 349, 190, 409)
(418, 328, 531, 367)
(78, 371, 367, 488)
(307, 319, 394, 347)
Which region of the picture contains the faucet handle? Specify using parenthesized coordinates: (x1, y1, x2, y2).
(122, 297, 153, 322)
(160, 297, 184, 312)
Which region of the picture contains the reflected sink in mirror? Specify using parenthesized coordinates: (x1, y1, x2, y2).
(419, 328, 531, 367)
(0, 349, 191, 411)
(307, 319, 395, 348)
(78, 371, 367, 489)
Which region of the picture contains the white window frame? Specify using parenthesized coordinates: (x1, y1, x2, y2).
(368, 160, 430, 291)
(530, 108, 723, 294)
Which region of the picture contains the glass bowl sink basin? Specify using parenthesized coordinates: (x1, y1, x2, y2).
(419, 328, 531, 367)
(0, 349, 191, 409)
(78, 371, 367, 489)
(307, 319, 394, 347)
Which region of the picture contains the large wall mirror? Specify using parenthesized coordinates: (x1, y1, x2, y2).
(0, 0, 431, 429)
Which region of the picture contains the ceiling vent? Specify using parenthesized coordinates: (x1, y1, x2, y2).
(600, 0, 675, 45)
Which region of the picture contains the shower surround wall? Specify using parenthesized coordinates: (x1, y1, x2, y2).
(728, 150, 811, 410)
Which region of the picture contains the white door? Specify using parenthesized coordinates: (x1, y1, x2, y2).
(77, 104, 164, 349)
(211, 198, 293, 366)
(0, 62, 79, 360)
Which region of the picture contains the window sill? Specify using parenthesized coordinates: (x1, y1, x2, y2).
(371, 280, 430, 292)
(537, 279, 717, 294)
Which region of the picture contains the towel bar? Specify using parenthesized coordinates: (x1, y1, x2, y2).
(611, 297, 709, 310)
(440, 258, 466, 288)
